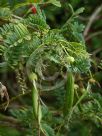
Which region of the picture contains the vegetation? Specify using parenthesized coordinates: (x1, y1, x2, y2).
(0, 0, 102, 136)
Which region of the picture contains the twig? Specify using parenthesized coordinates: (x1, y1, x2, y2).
(36, 79, 66, 91)
(0, 114, 20, 125)
(12, 14, 23, 20)
(78, 15, 101, 21)
(0, 90, 31, 109)
(84, 4, 102, 36)
(92, 47, 102, 56)
(0, 114, 26, 131)
(85, 31, 102, 41)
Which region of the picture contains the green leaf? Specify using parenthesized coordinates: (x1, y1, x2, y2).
(41, 123, 55, 136)
(0, 126, 20, 136)
(48, 0, 61, 7)
(13, 2, 32, 11)
(0, 62, 9, 72)
(68, 4, 74, 14)
(74, 7, 85, 15)
(0, 7, 12, 19)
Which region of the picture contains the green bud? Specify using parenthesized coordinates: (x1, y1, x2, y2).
(67, 56, 75, 63)
(29, 72, 37, 81)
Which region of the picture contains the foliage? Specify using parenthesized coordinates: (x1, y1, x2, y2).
(0, 0, 102, 136)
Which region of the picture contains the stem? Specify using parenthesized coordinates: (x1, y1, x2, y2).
(37, 88, 40, 120)
(0, 91, 31, 110)
(75, 89, 83, 112)
(67, 82, 90, 122)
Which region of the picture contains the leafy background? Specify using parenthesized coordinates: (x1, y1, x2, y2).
(0, 0, 102, 136)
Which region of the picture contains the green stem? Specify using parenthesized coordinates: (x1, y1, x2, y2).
(75, 89, 83, 112)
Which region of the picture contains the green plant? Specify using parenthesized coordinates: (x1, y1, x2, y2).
(0, 1, 102, 136)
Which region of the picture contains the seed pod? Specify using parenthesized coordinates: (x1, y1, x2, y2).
(32, 80, 42, 123)
(29, 72, 42, 122)
(63, 72, 74, 117)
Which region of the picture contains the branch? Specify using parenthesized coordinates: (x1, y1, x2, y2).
(0, 90, 31, 109)
(12, 14, 23, 20)
(84, 4, 102, 36)
(85, 31, 102, 41)
(92, 47, 102, 56)
(78, 15, 101, 21)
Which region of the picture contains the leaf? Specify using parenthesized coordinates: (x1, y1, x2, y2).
(13, 0, 43, 11)
(68, 4, 74, 14)
(49, 56, 59, 64)
(41, 123, 55, 136)
(48, 0, 61, 7)
(0, 45, 6, 54)
(0, 62, 9, 73)
(13, 2, 32, 11)
(74, 7, 85, 15)
(0, 7, 12, 19)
